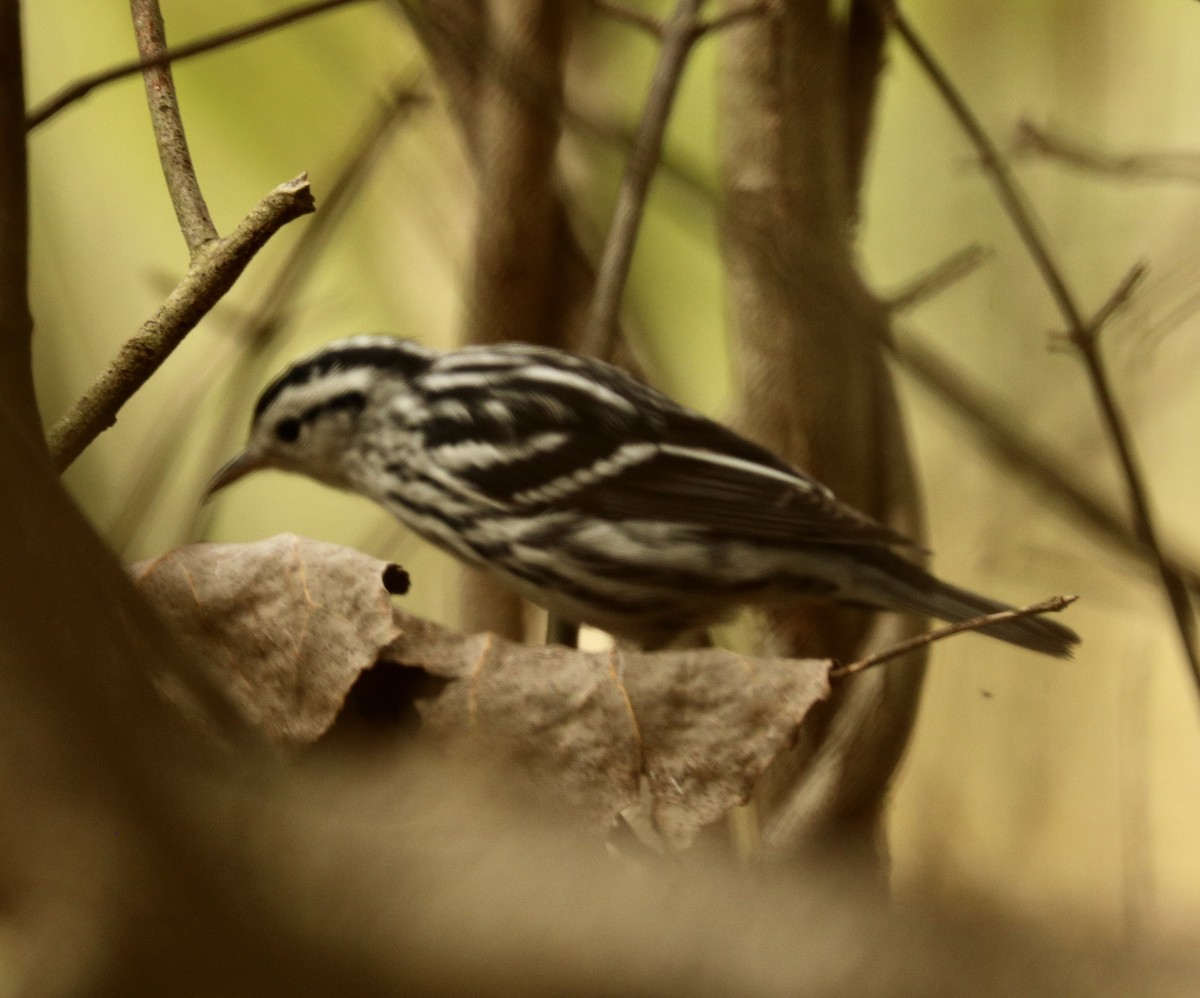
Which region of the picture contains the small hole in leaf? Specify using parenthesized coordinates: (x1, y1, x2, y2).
(382, 564, 410, 595)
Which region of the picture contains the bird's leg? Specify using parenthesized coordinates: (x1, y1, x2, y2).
(546, 614, 580, 648)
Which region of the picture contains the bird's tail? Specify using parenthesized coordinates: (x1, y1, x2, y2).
(846, 549, 1079, 658)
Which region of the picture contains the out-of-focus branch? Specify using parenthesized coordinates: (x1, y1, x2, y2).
(397, 0, 655, 639)
(883, 246, 1200, 595)
(584, 0, 706, 359)
(842, 0, 888, 222)
(883, 243, 993, 311)
(400, 0, 626, 359)
(467, 1, 573, 347)
(888, 330, 1200, 592)
(1011, 120, 1200, 184)
(0, 2, 34, 434)
(47, 175, 314, 471)
(884, 1, 1200, 694)
(131, 0, 217, 252)
(567, 99, 1200, 601)
(592, 0, 662, 36)
(593, 0, 770, 39)
(27, 0, 372, 131)
(719, 1, 927, 863)
(700, 2, 773, 36)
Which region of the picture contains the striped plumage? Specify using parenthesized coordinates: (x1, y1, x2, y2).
(205, 335, 1079, 656)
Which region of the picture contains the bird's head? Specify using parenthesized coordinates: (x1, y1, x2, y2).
(204, 335, 433, 500)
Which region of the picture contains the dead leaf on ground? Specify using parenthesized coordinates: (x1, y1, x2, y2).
(133, 534, 403, 748)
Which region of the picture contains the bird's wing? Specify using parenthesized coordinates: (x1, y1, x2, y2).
(569, 436, 916, 547)
(418, 351, 916, 549)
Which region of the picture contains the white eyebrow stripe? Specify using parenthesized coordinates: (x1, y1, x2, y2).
(269, 366, 375, 410)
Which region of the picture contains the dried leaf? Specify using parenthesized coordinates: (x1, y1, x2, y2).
(133, 535, 401, 747)
(384, 614, 832, 848)
(134, 536, 832, 845)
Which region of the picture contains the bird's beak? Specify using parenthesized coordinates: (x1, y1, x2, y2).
(202, 449, 266, 502)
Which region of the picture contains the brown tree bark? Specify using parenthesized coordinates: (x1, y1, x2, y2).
(718, 1, 926, 863)
(405, 0, 634, 639)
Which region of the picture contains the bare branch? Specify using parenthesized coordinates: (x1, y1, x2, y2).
(47, 175, 315, 472)
(583, 0, 708, 360)
(1011, 120, 1200, 185)
(884, 1, 1200, 693)
(565, 96, 1200, 602)
(881, 5, 1081, 329)
(130, 0, 218, 252)
(885, 244, 993, 312)
(842, 0, 888, 217)
(46, 4, 323, 471)
(1073, 261, 1147, 345)
(0, 2, 35, 434)
(832, 596, 1079, 678)
(28, 0, 373, 132)
(720, 1, 927, 862)
(888, 330, 1200, 593)
(696, 1, 773, 37)
(591, 0, 662, 37)
(465, 1, 573, 348)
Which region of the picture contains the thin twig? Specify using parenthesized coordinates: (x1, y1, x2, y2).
(885, 243, 993, 312)
(592, 0, 770, 40)
(0, 2, 35, 434)
(882, 5, 1081, 329)
(27, 0, 371, 131)
(884, 1, 1200, 692)
(130, 0, 217, 253)
(591, 0, 663, 37)
(1078, 261, 1147, 339)
(48, 2, 319, 471)
(563, 97, 1200, 598)
(696, 1, 774, 37)
(1011, 120, 1200, 185)
(831, 596, 1079, 678)
(583, 0, 707, 360)
(889, 331, 1200, 592)
(47, 175, 315, 471)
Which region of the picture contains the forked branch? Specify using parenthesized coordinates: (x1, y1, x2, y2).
(882, 1, 1200, 691)
(584, 0, 707, 359)
(584, 0, 775, 360)
(47, 0, 315, 469)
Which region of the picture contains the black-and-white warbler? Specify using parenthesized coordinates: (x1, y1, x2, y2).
(205, 335, 1078, 656)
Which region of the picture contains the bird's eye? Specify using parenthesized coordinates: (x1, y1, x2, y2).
(275, 418, 302, 444)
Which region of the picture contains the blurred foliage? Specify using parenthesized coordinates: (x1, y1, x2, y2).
(25, 0, 1200, 943)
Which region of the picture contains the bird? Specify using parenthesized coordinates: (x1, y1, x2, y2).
(204, 335, 1079, 657)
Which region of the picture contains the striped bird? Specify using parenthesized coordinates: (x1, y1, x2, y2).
(205, 335, 1079, 656)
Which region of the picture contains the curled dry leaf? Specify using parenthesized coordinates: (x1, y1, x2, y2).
(134, 535, 833, 846)
(133, 534, 401, 748)
(384, 614, 832, 848)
